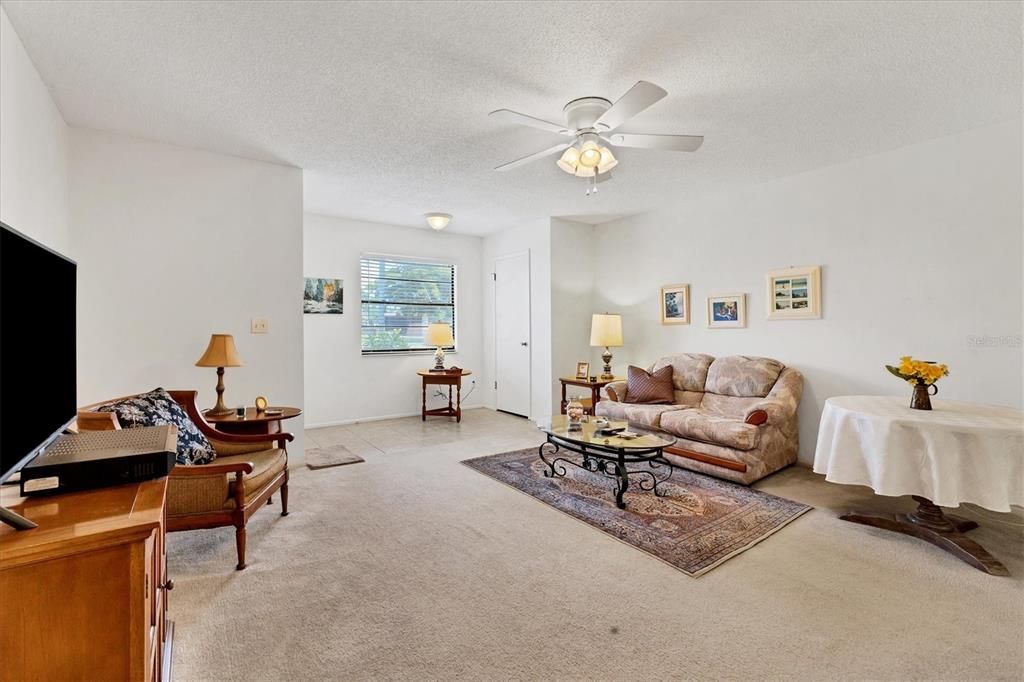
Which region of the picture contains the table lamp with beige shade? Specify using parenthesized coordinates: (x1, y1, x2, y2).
(195, 333, 243, 416)
(425, 322, 454, 371)
(590, 313, 623, 380)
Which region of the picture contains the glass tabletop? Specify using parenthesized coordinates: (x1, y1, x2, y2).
(540, 415, 676, 450)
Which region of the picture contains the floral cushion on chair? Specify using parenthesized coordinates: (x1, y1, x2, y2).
(98, 388, 216, 465)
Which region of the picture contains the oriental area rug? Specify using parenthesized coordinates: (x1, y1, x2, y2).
(463, 448, 811, 577)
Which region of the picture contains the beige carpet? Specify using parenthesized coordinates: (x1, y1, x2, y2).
(167, 409, 1024, 681)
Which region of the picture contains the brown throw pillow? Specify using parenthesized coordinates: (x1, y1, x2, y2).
(624, 365, 675, 404)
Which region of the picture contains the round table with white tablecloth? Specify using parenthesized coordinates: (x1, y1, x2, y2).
(814, 395, 1023, 576)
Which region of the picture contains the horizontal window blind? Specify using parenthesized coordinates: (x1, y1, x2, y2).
(360, 256, 456, 354)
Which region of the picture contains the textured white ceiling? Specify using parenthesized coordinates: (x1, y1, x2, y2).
(3, 1, 1020, 235)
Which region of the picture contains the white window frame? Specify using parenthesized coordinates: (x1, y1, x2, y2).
(359, 253, 458, 356)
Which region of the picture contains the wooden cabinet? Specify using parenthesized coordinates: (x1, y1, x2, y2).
(0, 478, 174, 681)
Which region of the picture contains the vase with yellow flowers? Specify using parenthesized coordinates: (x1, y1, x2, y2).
(885, 356, 949, 410)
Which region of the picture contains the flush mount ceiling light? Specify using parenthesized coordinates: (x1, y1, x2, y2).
(489, 81, 704, 196)
(424, 213, 451, 231)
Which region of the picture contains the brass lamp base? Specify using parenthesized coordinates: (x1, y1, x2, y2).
(600, 347, 614, 380)
(206, 366, 234, 416)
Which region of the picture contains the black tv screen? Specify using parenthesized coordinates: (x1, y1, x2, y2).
(0, 222, 77, 483)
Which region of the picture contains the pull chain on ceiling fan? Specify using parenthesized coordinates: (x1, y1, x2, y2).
(488, 81, 704, 195)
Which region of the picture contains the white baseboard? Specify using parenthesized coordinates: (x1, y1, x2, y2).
(305, 403, 489, 429)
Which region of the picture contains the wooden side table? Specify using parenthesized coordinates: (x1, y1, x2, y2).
(418, 369, 472, 422)
(558, 376, 620, 415)
(204, 406, 303, 435)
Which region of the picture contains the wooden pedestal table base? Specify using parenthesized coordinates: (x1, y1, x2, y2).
(841, 496, 1009, 576)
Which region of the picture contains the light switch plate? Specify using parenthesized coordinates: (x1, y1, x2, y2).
(251, 318, 269, 334)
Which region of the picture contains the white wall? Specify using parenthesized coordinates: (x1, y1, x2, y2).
(482, 217, 552, 420)
(70, 129, 306, 455)
(550, 217, 597, 410)
(0, 7, 69, 254)
(590, 120, 1023, 464)
(303, 213, 483, 426)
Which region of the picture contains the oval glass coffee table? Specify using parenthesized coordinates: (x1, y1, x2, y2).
(539, 415, 677, 510)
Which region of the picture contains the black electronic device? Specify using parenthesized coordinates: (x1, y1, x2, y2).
(1, 222, 78, 528)
(19, 426, 177, 496)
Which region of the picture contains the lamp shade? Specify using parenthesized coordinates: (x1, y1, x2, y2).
(425, 322, 454, 346)
(589, 314, 623, 347)
(195, 334, 244, 367)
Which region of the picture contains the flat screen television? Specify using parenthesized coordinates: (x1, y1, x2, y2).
(0, 222, 77, 529)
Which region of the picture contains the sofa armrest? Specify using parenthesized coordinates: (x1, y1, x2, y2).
(602, 381, 628, 402)
(743, 367, 803, 425)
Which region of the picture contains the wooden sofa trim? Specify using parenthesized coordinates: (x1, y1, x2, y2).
(664, 446, 748, 473)
(744, 409, 768, 426)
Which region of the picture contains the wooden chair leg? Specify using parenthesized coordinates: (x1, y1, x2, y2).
(235, 525, 247, 571)
(280, 481, 289, 517)
(267, 495, 273, 505)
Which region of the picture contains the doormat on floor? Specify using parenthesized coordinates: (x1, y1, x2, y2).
(306, 444, 365, 470)
(462, 447, 811, 577)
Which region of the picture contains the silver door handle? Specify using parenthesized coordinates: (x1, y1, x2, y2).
(521, 341, 528, 346)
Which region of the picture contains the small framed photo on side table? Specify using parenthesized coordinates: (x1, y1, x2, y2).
(575, 362, 590, 380)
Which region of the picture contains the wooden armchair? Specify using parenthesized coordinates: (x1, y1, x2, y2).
(77, 390, 292, 570)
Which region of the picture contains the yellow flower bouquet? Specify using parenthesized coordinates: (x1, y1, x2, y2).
(885, 356, 949, 410)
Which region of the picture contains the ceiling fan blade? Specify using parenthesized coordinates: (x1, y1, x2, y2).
(594, 81, 667, 131)
(494, 142, 571, 171)
(609, 132, 704, 152)
(489, 109, 570, 135)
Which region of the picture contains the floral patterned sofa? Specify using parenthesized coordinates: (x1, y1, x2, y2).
(596, 354, 803, 484)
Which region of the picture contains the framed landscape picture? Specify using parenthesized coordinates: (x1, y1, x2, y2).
(707, 294, 746, 328)
(766, 266, 821, 320)
(660, 284, 690, 325)
(304, 277, 344, 314)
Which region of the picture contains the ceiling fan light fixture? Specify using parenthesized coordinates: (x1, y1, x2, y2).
(578, 140, 602, 168)
(556, 146, 580, 174)
(425, 213, 451, 231)
(597, 146, 617, 174)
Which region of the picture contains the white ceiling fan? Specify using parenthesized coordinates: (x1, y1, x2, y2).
(489, 81, 703, 195)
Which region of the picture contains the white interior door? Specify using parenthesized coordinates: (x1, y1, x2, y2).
(494, 252, 531, 418)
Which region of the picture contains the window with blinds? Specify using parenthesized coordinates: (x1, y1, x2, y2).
(360, 256, 456, 354)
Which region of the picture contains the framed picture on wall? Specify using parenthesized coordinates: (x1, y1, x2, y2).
(660, 284, 690, 325)
(575, 362, 590, 380)
(303, 277, 344, 314)
(767, 266, 821, 320)
(707, 294, 747, 328)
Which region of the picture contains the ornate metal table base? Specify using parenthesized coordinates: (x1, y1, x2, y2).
(840, 496, 1009, 576)
(538, 438, 673, 510)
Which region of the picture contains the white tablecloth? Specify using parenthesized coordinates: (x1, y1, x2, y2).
(813, 396, 1024, 512)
